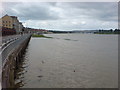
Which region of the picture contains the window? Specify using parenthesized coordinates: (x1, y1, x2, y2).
(2, 21, 4, 23)
(9, 21, 10, 23)
(6, 21, 7, 23)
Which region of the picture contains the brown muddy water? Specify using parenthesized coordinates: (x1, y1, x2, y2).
(15, 34, 118, 88)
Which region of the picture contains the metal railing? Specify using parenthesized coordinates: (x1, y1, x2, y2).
(1, 34, 31, 67)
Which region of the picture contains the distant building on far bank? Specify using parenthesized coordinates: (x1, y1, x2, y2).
(23, 27, 48, 34)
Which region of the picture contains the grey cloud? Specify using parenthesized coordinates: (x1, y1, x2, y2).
(2, 2, 117, 21)
(56, 2, 118, 22)
(2, 2, 61, 20)
(1, 2, 118, 30)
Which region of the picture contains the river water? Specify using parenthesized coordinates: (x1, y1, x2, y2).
(15, 34, 118, 88)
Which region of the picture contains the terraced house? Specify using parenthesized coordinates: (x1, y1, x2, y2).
(0, 14, 23, 34)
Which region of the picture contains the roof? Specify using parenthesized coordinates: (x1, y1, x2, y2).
(1, 14, 18, 19)
(10, 16, 17, 18)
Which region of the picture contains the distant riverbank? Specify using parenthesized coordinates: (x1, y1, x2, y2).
(94, 32, 119, 34)
(94, 29, 120, 34)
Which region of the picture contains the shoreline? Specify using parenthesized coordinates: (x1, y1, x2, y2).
(32, 34, 53, 38)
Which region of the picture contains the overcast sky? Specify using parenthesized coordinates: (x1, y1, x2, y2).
(1, 2, 118, 30)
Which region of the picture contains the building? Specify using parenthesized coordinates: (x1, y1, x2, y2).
(11, 16, 19, 33)
(0, 14, 22, 34)
(0, 14, 13, 29)
(19, 22, 24, 34)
